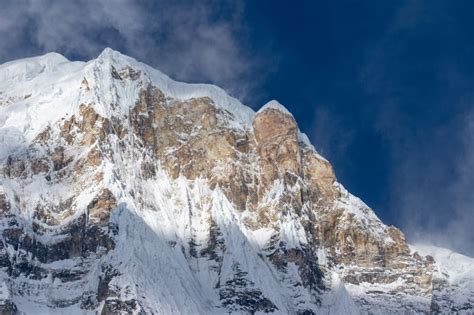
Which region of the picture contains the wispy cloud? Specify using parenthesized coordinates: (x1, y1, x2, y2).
(311, 104, 355, 169)
(0, 0, 272, 104)
(359, 1, 474, 256)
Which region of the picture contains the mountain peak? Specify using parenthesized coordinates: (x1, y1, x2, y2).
(0, 51, 69, 69)
(258, 100, 293, 117)
(99, 47, 115, 56)
(97, 47, 128, 62)
(0, 51, 71, 86)
(0, 50, 471, 314)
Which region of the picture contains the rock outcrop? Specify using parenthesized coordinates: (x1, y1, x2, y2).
(0, 48, 471, 314)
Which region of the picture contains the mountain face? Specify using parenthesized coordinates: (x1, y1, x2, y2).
(0, 48, 472, 314)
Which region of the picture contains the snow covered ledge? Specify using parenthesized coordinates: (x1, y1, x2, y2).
(257, 99, 294, 117)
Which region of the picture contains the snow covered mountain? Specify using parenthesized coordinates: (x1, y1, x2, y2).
(0, 48, 472, 314)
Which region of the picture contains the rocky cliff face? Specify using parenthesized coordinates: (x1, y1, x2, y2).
(0, 49, 472, 314)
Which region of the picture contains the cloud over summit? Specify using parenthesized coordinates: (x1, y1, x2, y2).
(0, 0, 267, 102)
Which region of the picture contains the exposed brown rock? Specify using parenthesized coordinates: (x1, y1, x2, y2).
(34, 126, 51, 144)
(87, 189, 117, 224)
(118, 66, 141, 81)
(253, 108, 301, 186)
(81, 78, 90, 91)
(51, 146, 71, 171)
(0, 77, 454, 314)
(0, 191, 10, 216)
(303, 150, 336, 199)
(5, 157, 26, 178)
(30, 158, 49, 174)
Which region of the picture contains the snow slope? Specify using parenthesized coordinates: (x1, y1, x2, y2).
(0, 48, 472, 314)
(411, 243, 474, 314)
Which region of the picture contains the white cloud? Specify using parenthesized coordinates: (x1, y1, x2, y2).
(0, 0, 271, 103)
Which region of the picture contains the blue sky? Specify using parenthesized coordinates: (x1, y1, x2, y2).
(1, 0, 472, 256)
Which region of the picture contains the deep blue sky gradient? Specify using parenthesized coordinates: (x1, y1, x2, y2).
(241, 1, 474, 255)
